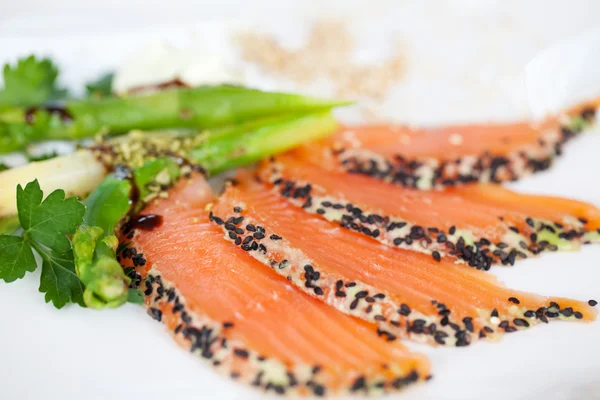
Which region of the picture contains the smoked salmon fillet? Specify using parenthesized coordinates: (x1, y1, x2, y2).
(309, 99, 599, 189)
(257, 151, 600, 269)
(211, 176, 597, 348)
(119, 175, 430, 396)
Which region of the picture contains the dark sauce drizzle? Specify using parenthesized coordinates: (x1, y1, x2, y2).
(128, 214, 164, 231)
(24, 105, 73, 124)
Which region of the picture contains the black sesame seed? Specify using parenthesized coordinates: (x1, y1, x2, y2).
(313, 385, 325, 396)
(234, 348, 249, 359)
(314, 287, 324, 296)
(560, 307, 573, 317)
(462, 317, 474, 333)
(233, 206, 242, 213)
(398, 304, 411, 316)
(174, 324, 183, 334)
(508, 297, 520, 305)
(432, 251, 441, 262)
(246, 224, 256, 232)
(513, 318, 529, 327)
(269, 234, 282, 241)
(350, 376, 366, 392)
(181, 312, 192, 325)
(574, 311, 583, 319)
(228, 231, 237, 240)
(148, 307, 162, 322)
(589, 300, 598, 307)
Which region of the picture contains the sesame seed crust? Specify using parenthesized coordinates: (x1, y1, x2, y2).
(210, 204, 589, 348)
(134, 265, 428, 396)
(260, 162, 599, 269)
(123, 210, 428, 396)
(141, 268, 328, 396)
(332, 111, 595, 190)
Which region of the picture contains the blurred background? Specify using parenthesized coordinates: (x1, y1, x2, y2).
(2, 0, 599, 125)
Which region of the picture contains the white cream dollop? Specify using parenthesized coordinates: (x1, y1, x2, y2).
(113, 41, 244, 94)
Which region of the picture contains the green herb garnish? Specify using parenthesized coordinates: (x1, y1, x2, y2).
(0, 180, 85, 308)
(0, 55, 68, 106)
(85, 72, 114, 99)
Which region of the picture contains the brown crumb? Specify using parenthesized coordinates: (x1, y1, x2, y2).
(234, 20, 405, 101)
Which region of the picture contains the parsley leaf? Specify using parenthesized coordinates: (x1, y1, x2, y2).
(38, 247, 84, 308)
(0, 55, 68, 106)
(85, 72, 114, 99)
(0, 180, 86, 308)
(0, 236, 36, 283)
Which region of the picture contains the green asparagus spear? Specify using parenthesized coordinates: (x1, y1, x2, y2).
(0, 85, 349, 153)
(0, 111, 340, 219)
(193, 111, 338, 174)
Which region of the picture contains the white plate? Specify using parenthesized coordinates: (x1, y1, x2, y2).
(1, 3, 599, 400)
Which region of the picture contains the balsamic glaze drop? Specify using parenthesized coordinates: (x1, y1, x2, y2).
(129, 214, 164, 231)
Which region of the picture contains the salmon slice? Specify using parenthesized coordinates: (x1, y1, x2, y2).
(118, 175, 430, 396)
(211, 176, 596, 348)
(257, 152, 600, 269)
(306, 99, 599, 189)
